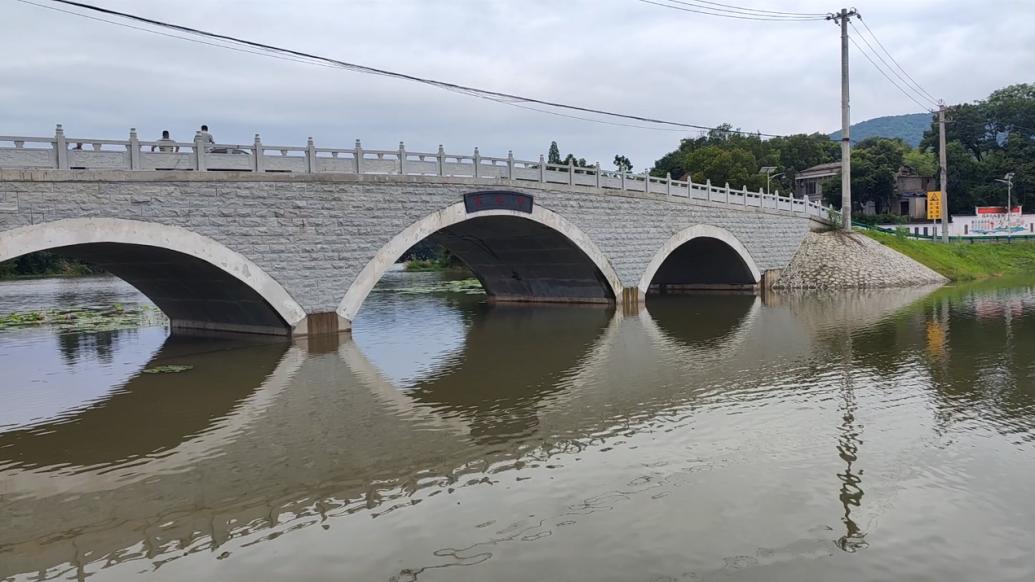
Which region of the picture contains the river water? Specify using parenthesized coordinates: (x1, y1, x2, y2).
(2, 273, 1035, 581)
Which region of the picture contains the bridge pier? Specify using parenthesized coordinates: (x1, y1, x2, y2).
(293, 313, 352, 337)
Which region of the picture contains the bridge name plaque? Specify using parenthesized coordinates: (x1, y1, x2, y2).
(464, 191, 533, 214)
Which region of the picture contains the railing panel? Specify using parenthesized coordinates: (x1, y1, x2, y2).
(357, 158, 399, 174)
(476, 164, 507, 179)
(443, 161, 474, 177)
(543, 169, 569, 185)
(404, 159, 438, 176)
(600, 174, 622, 190)
(264, 156, 306, 172)
(206, 153, 253, 171)
(140, 152, 195, 171)
(574, 173, 595, 187)
(69, 150, 128, 169)
(315, 157, 356, 173)
(0, 148, 54, 168)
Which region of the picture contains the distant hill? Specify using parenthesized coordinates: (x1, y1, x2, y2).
(828, 112, 933, 148)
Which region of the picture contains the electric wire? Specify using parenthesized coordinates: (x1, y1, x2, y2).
(847, 35, 935, 113)
(638, 0, 826, 21)
(849, 20, 938, 109)
(16, 0, 792, 137)
(666, 0, 827, 17)
(856, 15, 939, 106)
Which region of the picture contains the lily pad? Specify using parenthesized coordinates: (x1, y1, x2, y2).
(142, 364, 194, 374)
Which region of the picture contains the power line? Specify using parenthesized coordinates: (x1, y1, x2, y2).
(847, 34, 935, 113)
(665, 0, 827, 17)
(848, 20, 938, 108)
(638, 0, 826, 21)
(16, 0, 794, 138)
(856, 15, 939, 105)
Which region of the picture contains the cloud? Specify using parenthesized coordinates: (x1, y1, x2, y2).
(2, 0, 1032, 169)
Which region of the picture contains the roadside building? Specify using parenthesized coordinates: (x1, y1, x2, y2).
(793, 163, 936, 218)
(793, 162, 841, 203)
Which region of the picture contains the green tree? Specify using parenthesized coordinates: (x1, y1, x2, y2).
(548, 141, 561, 165)
(822, 137, 904, 212)
(920, 83, 1035, 214)
(613, 154, 633, 172)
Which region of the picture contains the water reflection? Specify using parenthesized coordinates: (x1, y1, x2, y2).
(3, 278, 1035, 581)
(0, 335, 288, 472)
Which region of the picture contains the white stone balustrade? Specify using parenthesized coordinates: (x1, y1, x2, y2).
(0, 125, 840, 223)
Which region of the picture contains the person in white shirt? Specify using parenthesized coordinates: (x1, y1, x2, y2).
(151, 130, 179, 153)
(198, 124, 215, 151)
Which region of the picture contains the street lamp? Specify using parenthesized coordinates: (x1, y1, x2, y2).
(994, 172, 1015, 238)
(760, 166, 784, 196)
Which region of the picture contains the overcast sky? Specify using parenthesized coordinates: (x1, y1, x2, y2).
(2, 0, 1033, 169)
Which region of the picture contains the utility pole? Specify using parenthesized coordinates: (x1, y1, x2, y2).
(829, 8, 858, 232)
(938, 103, 949, 242)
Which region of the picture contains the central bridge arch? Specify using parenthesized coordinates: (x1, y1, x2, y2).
(337, 201, 623, 323)
(638, 224, 761, 295)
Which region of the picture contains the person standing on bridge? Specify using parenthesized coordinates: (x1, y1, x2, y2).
(198, 124, 215, 151)
(151, 130, 179, 153)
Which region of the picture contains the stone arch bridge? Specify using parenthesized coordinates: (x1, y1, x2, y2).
(0, 127, 837, 335)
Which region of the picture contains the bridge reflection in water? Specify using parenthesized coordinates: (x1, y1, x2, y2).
(4, 283, 1035, 581)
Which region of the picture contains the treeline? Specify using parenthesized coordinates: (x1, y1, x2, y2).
(646, 124, 935, 213)
(0, 252, 99, 279)
(921, 83, 1034, 214)
(634, 82, 1033, 216)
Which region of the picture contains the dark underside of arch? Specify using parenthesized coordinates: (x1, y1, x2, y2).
(50, 243, 290, 335)
(648, 237, 757, 294)
(426, 216, 614, 303)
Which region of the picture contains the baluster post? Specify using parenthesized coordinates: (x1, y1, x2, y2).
(128, 128, 140, 170)
(742, 185, 748, 206)
(594, 162, 601, 188)
(398, 141, 406, 175)
(434, 145, 444, 176)
(620, 167, 626, 190)
(568, 158, 575, 186)
(666, 172, 672, 196)
(644, 169, 650, 193)
(473, 147, 481, 178)
(539, 154, 546, 183)
(354, 139, 363, 174)
(54, 124, 68, 169)
(705, 179, 712, 202)
(305, 137, 316, 173)
(507, 150, 515, 181)
(725, 182, 731, 205)
(759, 187, 766, 208)
(253, 134, 264, 172)
(194, 131, 206, 171)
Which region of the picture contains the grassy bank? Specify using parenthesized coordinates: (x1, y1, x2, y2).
(862, 229, 1035, 281)
(0, 252, 99, 280)
(403, 259, 471, 274)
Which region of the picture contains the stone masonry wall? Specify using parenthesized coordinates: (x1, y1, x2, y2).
(0, 171, 815, 314)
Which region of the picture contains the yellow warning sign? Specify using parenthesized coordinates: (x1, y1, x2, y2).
(927, 191, 943, 220)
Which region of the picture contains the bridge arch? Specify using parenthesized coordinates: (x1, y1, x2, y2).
(338, 201, 623, 322)
(0, 218, 307, 334)
(638, 224, 761, 295)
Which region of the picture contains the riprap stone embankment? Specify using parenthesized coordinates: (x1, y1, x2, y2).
(774, 231, 948, 289)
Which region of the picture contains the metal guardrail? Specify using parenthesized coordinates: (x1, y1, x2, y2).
(854, 221, 1035, 244)
(0, 125, 841, 223)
